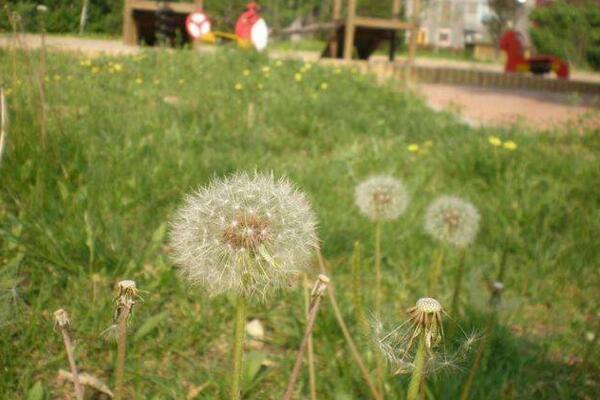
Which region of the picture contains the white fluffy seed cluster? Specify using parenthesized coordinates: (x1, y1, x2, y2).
(355, 176, 410, 221)
(416, 297, 442, 314)
(424, 196, 480, 248)
(169, 172, 318, 298)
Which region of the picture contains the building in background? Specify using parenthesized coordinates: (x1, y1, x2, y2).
(405, 0, 535, 49)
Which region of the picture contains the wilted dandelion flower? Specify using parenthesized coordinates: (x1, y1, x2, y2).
(355, 176, 410, 221)
(374, 297, 476, 376)
(169, 172, 318, 298)
(424, 196, 480, 248)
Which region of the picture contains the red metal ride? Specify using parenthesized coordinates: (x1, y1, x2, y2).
(499, 30, 569, 79)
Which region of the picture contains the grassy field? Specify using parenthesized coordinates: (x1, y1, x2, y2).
(0, 47, 599, 399)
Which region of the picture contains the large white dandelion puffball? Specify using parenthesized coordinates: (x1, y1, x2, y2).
(169, 172, 318, 298)
(355, 176, 410, 221)
(424, 196, 480, 248)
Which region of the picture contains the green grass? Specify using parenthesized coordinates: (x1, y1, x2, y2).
(0, 47, 599, 399)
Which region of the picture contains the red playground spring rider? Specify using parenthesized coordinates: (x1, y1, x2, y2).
(499, 30, 569, 79)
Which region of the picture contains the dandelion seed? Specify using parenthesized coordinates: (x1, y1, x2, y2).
(374, 297, 474, 380)
(488, 136, 502, 147)
(355, 176, 410, 221)
(424, 196, 480, 248)
(169, 172, 318, 298)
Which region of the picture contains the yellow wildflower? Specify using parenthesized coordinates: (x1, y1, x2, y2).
(235, 83, 243, 91)
(320, 82, 328, 90)
(91, 67, 99, 74)
(243, 69, 250, 76)
(294, 73, 302, 82)
(80, 59, 92, 67)
(334, 68, 342, 74)
(275, 60, 283, 67)
(503, 141, 517, 150)
(178, 79, 185, 85)
(135, 77, 143, 84)
(488, 136, 502, 147)
(257, 83, 264, 90)
(408, 144, 420, 153)
(154, 78, 160, 85)
(262, 66, 270, 74)
(113, 63, 123, 72)
(53, 74, 61, 81)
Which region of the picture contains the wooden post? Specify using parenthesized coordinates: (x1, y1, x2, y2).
(408, 0, 420, 66)
(122, 0, 136, 45)
(329, 0, 342, 57)
(389, 0, 402, 61)
(343, 0, 357, 60)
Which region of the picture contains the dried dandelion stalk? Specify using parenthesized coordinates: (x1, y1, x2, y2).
(54, 309, 84, 400)
(283, 274, 329, 400)
(317, 249, 383, 400)
(113, 280, 139, 400)
(303, 274, 318, 400)
(58, 369, 114, 398)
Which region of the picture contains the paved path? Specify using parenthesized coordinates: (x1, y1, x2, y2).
(2, 34, 599, 130)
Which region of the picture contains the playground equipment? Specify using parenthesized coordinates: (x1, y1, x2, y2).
(323, 0, 420, 62)
(122, 1, 268, 51)
(499, 30, 569, 79)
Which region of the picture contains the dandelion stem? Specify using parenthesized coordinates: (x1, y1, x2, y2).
(114, 302, 132, 400)
(230, 294, 247, 400)
(406, 336, 426, 400)
(54, 310, 84, 400)
(428, 247, 444, 296)
(114, 280, 138, 400)
(374, 222, 385, 397)
(451, 250, 467, 318)
(351, 241, 369, 335)
(460, 330, 488, 400)
(283, 275, 329, 400)
(303, 274, 318, 400)
(317, 249, 383, 400)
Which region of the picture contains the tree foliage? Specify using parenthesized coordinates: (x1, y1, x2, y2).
(529, 0, 600, 70)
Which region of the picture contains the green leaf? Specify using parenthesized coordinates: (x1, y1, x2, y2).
(151, 222, 167, 245)
(134, 311, 168, 341)
(242, 351, 267, 389)
(26, 381, 44, 400)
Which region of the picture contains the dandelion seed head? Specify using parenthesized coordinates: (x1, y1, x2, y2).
(53, 309, 70, 328)
(169, 172, 318, 299)
(416, 297, 442, 314)
(355, 176, 410, 221)
(424, 196, 480, 248)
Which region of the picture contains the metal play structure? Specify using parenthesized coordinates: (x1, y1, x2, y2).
(122, 1, 268, 51)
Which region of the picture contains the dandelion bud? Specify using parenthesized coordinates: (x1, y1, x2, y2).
(424, 196, 480, 248)
(355, 176, 410, 221)
(169, 172, 318, 299)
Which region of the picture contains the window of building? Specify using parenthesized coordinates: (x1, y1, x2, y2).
(437, 29, 452, 47)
